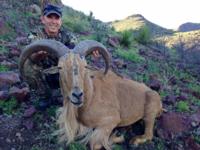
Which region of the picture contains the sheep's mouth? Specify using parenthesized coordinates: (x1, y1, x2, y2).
(71, 101, 83, 107)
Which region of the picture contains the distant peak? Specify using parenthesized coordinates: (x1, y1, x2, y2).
(127, 14, 145, 19)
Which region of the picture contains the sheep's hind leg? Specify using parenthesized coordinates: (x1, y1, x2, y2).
(129, 91, 161, 145)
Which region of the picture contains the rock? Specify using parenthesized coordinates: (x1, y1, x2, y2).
(9, 86, 30, 102)
(113, 59, 127, 69)
(0, 90, 9, 100)
(148, 75, 162, 91)
(78, 31, 92, 35)
(0, 60, 18, 69)
(0, 72, 20, 89)
(29, 4, 41, 15)
(0, 55, 7, 61)
(107, 36, 120, 47)
(23, 106, 36, 118)
(168, 76, 177, 85)
(177, 93, 188, 101)
(9, 48, 21, 57)
(16, 36, 29, 45)
(163, 94, 177, 105)
(157, 112, 191, 140)
(23, 119, 34, 130)
(0, 19, 10, 35)
(6, 138, 11, 143)
(192, 91, 200, 99)
(189, 109, 200, 125)
(15, 132, 24, 142)
(184, 136, 200, 150)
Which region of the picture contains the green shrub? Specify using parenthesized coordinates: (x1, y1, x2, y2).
(47, 106, 58, 117)
(187, 83, 200, 93)
(94, 31, 107, 42)
(120, 30, 133, 47)
(63, 19, 90, 33)
(113, 144, 123, 150)
(146, 60, 160, 74)
(0, 97, 18, 115)
(194, 135, 200, 144)
(134, 26, 151, 44)
(191, 96, 200, 106)
(68, 142, 86, 150)
(176, 101, 189, 112)
(0, 65, 9, 72)
(115, 47, 144, 62)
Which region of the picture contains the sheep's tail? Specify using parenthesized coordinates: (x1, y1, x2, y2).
(55, 102, 93, 145)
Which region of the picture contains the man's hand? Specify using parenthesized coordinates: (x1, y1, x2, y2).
(31, 51, 48, 61)
(92, 50, 100, 58)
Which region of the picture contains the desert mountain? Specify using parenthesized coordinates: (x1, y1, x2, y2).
(178, 22, 200, 32)
(111, 14, 173, 37)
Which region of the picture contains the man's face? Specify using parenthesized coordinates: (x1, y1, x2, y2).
(41, 14, 62, 36)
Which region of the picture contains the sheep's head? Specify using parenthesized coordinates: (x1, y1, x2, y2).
(58, 53, 86, 106)
(58, 40, 111, 107)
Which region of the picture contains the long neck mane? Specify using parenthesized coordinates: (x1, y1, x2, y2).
(56, 70, 94, 144)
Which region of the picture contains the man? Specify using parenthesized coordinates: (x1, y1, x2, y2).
(28, 4, 99, 110)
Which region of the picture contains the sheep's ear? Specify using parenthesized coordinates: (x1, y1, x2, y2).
(43, 66, 61, 75)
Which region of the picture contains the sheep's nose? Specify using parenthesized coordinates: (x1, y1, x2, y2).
(72, 87, 83, 102)
(72, 92, 83, 100)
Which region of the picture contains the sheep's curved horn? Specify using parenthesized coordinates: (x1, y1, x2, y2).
(73, 40, 111, 75)
(19, 39, 70, 78)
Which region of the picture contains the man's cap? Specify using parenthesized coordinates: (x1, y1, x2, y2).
(43, 4, 62, 17)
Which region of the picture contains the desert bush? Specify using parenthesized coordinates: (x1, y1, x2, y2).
(63, 17, 90, 33)
(120, 30, 133, 47)
(115, 47, 144, 62)
(176, 101, 189, 112)
(0, 65, 9, 72)
(134, 26, 151, 44)
(0, 97, 18, 115)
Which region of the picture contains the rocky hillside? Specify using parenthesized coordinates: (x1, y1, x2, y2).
(111, 14, 173, 37)
(154, 29, 200, 74)
(178, 22, 200, 32)
(0, 1, 200, 150)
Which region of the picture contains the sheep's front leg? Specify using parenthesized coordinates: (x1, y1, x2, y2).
(129, 91, 161, 145)
(89, 115, 120, 150)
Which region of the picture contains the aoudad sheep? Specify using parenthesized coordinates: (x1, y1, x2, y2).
(19, 39, 163, 150)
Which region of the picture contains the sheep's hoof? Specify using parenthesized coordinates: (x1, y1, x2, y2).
(111, 135, 124, 143)
(129, 135, 149, 145)
(93, 143, 102, 150)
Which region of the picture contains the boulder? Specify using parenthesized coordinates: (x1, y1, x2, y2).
(107, 36, 120, 47)
(157, 112, 191, 140)
(0, 72, 20, 89)
(9, 86, 30, 102)
(0, 90, 9, 100)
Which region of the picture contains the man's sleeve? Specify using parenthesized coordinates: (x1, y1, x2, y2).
(27, 33, 37, 43)
(61, 29, 78, 49)
(27, 28, 43, 43)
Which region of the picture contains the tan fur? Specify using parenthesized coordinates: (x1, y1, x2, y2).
(57, 53, 163, 150)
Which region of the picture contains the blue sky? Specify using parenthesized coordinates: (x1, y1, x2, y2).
(62, 0, 200, 29)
